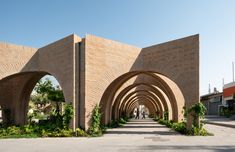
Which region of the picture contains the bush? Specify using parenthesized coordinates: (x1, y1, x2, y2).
(119, 118, 127, 124)
(0, 103, 79, 138)
(163, 111, 169, 120)
(188, 126, 213, 136)
(56, 129, 73, 137)
(172, 122, 187, 134)
(21, 125, 34, 134)
(158, 119, 173, 127)
(158, 119, 167, 125)
(40, 128, 74, 137)
(106, 117, 129, 129)
(188, 102, 207, 127)
(154, 118, 213, 136)
(88, 105, 102, 136)
(220, 107, 231, 118)
(6, 126, 22, 135)
(63, 103, 74, 128)
(75, 128, 88, 137)
(109, 120, 120, 128)
(0, 125, 37, 138)
(153, 116, 160, 121)
(148, 114, 154, 118)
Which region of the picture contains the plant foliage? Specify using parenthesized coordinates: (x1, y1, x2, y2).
(88, 104, 102, 136)
(154, 118, 213, 136)
(188, 102, 207, 128)
(154, 102, 212, 136)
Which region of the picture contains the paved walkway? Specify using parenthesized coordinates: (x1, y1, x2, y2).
(104, 118, 179, 136)
(0, 119, 235, 152)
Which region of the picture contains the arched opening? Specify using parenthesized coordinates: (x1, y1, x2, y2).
(28, 75, 65, 124)
(132, 104, 149, 119)
(113, 85, 170, 120)
(99, 71, 185, 126)
(0, 71, 67, 126)
(118, 91, 161, 118)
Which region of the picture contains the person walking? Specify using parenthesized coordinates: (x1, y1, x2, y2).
(142, 111, 146, 119)
(135, 108, 140, 119)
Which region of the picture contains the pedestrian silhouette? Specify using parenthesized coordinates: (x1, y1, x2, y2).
(135, 108, 140, 119)
(142, 111, 146, 119)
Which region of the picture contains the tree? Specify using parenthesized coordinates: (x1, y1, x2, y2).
(30, 78, 64, 116)
(48, 89, 65, 115)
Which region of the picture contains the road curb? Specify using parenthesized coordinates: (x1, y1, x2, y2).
(205, 121, 235, 128)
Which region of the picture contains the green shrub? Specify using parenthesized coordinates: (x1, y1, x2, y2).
(148, 114, 154, 118)
(0, 103, 75, 138)
(157, 119, 173, 128)
(153, 116, 160, 121)
(220, 107, 231, 118)
(75, 128, 88, 137)
(40, 129, 73, 137)
(63, 103, 73, 128)
(100, 124, 108, 132)
(188, 102, 206, 127)
(6, 126, 21, 135)
(119, 118, 127, 124)
(107, 117, 128, 128)
(88, 105, 102, 136)
(21, 125, 34, 134)
(40, 129, 48, 137)
(158, 119, 167, 125)
(109, 120, 119, 128)
(155, 118, 213, 136)
(57, 129, 73, 137)
(0, 128, 7, 137)
(188, 126, 213, 136)
(165, 121, 173, 128)
(172, 122, 187, 134)
(163, 111, 169, 120)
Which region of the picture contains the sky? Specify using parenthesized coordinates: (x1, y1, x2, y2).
(1, 0, 235, 95)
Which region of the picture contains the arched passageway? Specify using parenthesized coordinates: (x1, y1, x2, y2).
(0, 72, 67, 125)
(0, 34, 199, 130)
(100, 71, 185, 125)
(111, 83, 170, 120)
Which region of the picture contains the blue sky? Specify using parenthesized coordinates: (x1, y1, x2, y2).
(1, 0, 235, 95)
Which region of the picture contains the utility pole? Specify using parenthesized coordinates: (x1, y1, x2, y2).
(208, 83, 211, 94)
(233, 62, 234, 82)
(222, 78, 224, 91)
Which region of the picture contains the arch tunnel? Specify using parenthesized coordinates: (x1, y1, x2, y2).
(99, 71, 185, 125)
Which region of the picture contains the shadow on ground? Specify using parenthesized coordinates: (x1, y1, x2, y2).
(135, 145, 235, 152)
(105, 130, 178, 135)
(120, 125, 166, 128)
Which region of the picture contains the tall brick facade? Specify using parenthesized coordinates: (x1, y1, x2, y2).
(0, 34, 199, 130)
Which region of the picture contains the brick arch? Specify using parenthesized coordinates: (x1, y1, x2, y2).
(123, 94, 160, 117)
(0, 71, 68, 125)
(127, 99, 156, 118)
(117, 90, 163, 119)
(0, 35, 81, 129)
(1, 34, 198, 130)
(112, 83, 170, 120)
(120, 93, 160, 116)
(128, 100, 155, 117)
(100, 71, 185, 125)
